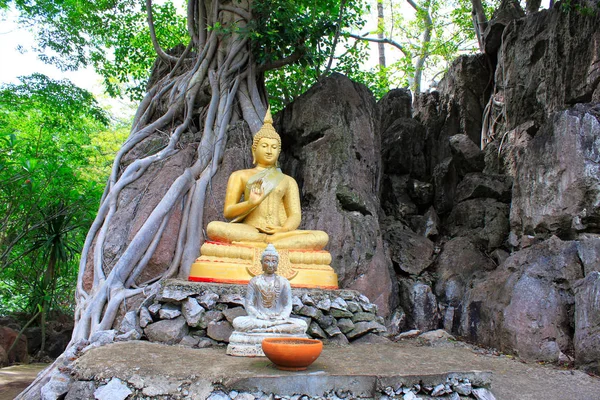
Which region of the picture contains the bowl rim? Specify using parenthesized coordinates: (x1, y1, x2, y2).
(262, 337, 322, 346)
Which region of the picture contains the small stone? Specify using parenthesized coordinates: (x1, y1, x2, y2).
(208, 390, 230, 400)
(115, 329, 142, 341)
(324, 325, 342, 337)
(357, 294, 370, 303)
(384, 386, 394, 396)
(219, 293, 245, 307)
(316, 298, 331, 311)
(127, 375, 145, 389)
(316, 314, 336, 329)
(330, 308, 353, 318)
(200, 310, 225, 329)
(199, 292, 220, 309)
(331, 297, 348, 310)
(301, 293, 316, 306)
(65, 381, 95, 400)
(207, 320, 234, 342)
(449, 393, 460, 400)
(292, 296, 303, 309)
(378, 395, 390, 400)
(89, 329, 116, 345)
(346, 301, 361, 313)
(394, 329, 421, 340)
(472, 388, 496, 400)
(179, 335, 201, 347)
(223, 307, 247, 323)
(351, 312, 377, 323)
(182, 297, 206, 327)
(236, 393, 256, 400)
(144, 316, 189, 344)
(148, 303, 162, 317)
(323, 334, 349, 346)
(336, 318, 355, 333)
(139, 307, 153, 328)
(308, 321, 327, 338)
(360, 302, 378, 314)
(159, 303, 182, 319)
(345, 321, 385, 340)
(119, 310, 142, 334)
(230, 390, 239, 399)
(431, 384, 446, 396)
(403, 392, 417, 400)
(41, 371, 72, 400)
(453, 382, 472, 395)
(159, 286, 196, 302)
(297, 305, 322, 319)
(94, 378, 132, 400)
(197, 337, 216, 348)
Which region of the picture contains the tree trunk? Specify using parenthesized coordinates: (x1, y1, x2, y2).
(377, 0, 386, 67)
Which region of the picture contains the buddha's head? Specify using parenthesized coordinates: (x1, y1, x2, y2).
(261, 244, 279, 275)
(252, 108, 281, 166)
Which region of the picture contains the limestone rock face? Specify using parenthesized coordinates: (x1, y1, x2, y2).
(378, 88, 412, 134)
(398, 280, 440, 332)
(458, 237, 582, 361)
(574, 271, 600, 374)
(277, 73, 398, 317)
(383, 222, 434, 276)
(0, 326, 28, 364)
(510, 104, 600, 237)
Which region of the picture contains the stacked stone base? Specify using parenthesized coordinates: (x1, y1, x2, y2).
(138, 279, 387, 348)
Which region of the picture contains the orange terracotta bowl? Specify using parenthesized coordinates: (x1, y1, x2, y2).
(261, 337, 323, 371)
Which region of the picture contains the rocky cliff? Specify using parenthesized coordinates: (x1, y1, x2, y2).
(261, 2, 600, 373)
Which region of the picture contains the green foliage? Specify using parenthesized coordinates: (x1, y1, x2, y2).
(0, 74, 125, 317)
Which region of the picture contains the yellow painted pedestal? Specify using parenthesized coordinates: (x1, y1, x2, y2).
(189, 241, 339, 289)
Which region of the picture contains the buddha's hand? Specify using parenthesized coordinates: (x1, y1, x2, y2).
(248, 179, 266, 206)
(258, 225, 286, 234)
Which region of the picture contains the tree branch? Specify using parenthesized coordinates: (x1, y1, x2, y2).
(146, 0, 179, 63)
(258, 49, 305, 72)
(347, 32, 409, 57)
(219, 5, 252, 21)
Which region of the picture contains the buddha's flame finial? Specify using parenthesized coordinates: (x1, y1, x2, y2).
(264, 106, 273, 125)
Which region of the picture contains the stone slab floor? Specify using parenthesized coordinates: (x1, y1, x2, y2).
(66, 340, 600, 400)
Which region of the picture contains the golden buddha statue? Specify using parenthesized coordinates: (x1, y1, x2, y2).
(189, 108, 338, 289)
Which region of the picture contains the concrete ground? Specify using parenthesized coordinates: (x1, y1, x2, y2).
(0, 364, 48, 400)
(70, 340, 600, 400)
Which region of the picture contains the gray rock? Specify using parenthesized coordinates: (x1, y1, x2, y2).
(407, 179, 434, 206)
(197, 337, 216, 348)
(292, 296, 303, 311)
(431, 383, 447, 397)
(316, 298, 331, 311)
(316, 314, 336, 329)
(346, 321, 386, 340)
(207, 320, 233, 342)
(115, 329, 142, 341)
(199, 292, 219, 309)
(182, 297, 206, 327)
(323, 334, 350, 347)
(331, 297, 348, 310)
(200, 310, 224, 329)
(418, 329, 455, 344)
(336, 318, 355, 334)
(453, 382, 472, 396)
(139, 307, 153, 328)
(307, 322, 327, 339)
(574, 271, 600, 373)
(383, 222, 434, 275)
(449, 134, 485, 175)
(378, 88, 412, 134)
(472, 388, 496, 400)
(351, 312, 377, 323)
(324, 325, 343, 337)
(144, 316, 188, 344)
(330, 308, 353, 319)
(208, 391, 231, 400)
(89, 330, 116, 346)
(301, 293, 316, 306)
(352, 333, 390, 344)
(223, 307, 247, 324)
(576, 238, 600, 276)
(297, 305, 322, 319)
(510, 104, 600, 237)
(65, 381, 95, 400)
(455, 173, 512, 203)
(388, 307, 407, 337)
(41, 371, 72, 400)
(381, 118, 427, 180)
(236, 393, 256, 400)
(159, 303, 182, 319)
(94, 378, 132, 400)
(219, 293, 245, 307)
(433, 158, 458, 214)
(448, 392, 460, 400)
(445, 198, 510, 251)
(411, 206, 441, 239)
(148, 303, 162, 317)
(346, 301, 360, 313)
(159, 286, 196, 302)
(394, 329, 421, 340)
(119, 310, 142, 334)
(179, 335, 201, 347)
(402, 392, 417, 400)
(399, 280, 439, 332)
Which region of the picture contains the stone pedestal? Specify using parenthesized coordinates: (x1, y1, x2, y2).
(226, 332, 308, 357)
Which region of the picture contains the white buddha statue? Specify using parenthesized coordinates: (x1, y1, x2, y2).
(227, 244, 308, 356)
